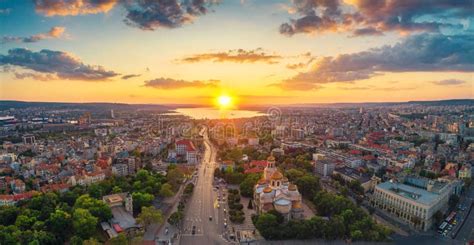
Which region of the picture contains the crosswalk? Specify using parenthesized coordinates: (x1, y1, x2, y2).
(182, 217, 204, 236)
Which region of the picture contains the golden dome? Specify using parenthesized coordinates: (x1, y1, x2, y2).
(292, 201, 302, 209)
(282, 177, 289, 182)
(267, 155, 275, 161)
(258, 178, 267, 185)
(263, 186, 273, 193)
(270, 170, 283, 180)
(288, 183, 297, 191)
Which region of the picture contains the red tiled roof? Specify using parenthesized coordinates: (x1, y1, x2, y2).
(40, 183, 71, 193)
(0, 191, 36, 201)
(244, 168, 264, 174)
(349, 150, 362, 155)
(176, 139, 196, 152)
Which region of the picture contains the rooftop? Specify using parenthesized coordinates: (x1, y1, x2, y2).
(377, 181, 441, 206)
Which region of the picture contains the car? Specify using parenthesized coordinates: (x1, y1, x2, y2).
(224, 222, 227, 228)
(223, 208, 226, 213)
(192, 226, 196, 235)
(217, 204, 220, 208)
(209, 216, 213, 221)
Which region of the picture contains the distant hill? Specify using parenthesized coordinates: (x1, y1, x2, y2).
(279, 99, 473, 108)
(0, 100, 171, 111)
(0, 99, 472, 111)
(406, 99, 474, 106)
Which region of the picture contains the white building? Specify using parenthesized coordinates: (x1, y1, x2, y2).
(372, 177, 460, 231)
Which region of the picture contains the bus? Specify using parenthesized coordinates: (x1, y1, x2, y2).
(438, 222, 448, 232)
(445, 211, 456, 223)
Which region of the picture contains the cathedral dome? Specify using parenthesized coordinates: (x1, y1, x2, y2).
(270, 170, 283, 180)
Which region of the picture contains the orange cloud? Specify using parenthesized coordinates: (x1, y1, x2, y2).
(34, 0, 117, 16)
(180, 49, 282, 64)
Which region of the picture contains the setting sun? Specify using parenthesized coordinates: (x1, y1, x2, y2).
(217, 95, 232, 108)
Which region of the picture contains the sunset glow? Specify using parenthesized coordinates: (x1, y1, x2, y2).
(216, 95, 232, 109)
(0, 1, 472, 105)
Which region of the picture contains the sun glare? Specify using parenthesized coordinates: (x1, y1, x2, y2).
(217, 95, 232, 108)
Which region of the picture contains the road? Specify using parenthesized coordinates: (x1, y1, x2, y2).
(180, 130, 227, 245)
(454, 176, 474, 242)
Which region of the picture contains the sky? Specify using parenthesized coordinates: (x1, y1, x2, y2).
(0, 0, 473, 106)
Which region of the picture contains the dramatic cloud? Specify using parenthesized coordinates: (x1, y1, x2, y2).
(276, 33, 474, 90)
(280, 0, 472, 36)
(2, 26, 65, 44)
(0, 48, 119, 81)
(33, 0, 218, 30)
(180, 49, 282, 64)
(122, 0, 219, 30)
(34, 0, 117, 16)
(286, 56, 315, 70)
(431, 79, 467, 86)
(13, 72, 57, 81)
(144, 77, 219, 89)
(121, 74, 141, 79)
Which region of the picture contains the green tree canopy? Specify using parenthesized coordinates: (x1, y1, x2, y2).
(73, 208, 98, 239)
(159, 183, 175, 197)
(136, 206, 163, 231)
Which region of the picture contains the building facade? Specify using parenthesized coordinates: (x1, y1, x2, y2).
(372, 177, 460, 231)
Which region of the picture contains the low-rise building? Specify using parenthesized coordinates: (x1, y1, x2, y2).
(314, 160, 335, 177)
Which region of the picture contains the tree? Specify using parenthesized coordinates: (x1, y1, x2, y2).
(159, 183, 175, 197)
(132, 192, 154, 213)
(0, 206, 19, 226)
(70, 236, 83, 245)
(247, 199, 253, 209)
(166, 168, 184, 190)
(74, 194, 112, 222)
(285, 169, 305, 182)
(324, 215, 346, 240)
(295, 174, 320, 197)
(83, 238, 101, 245)
(112, 186, 123, 194)
(239, 173, 260, 197)
(137, 206, 163, 231)
(73, 208, 98, 239)
(15, 214, 36, 230)
(109, 233, 127, 245)
(255, 213, 279, 239)
(351, 230, 363, 240)
(87, 184, 104, 199)
(46, 209, 72, 241)
(168, 211, 184, 227)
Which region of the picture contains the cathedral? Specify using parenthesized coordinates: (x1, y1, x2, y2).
(253, 155, 304, 220)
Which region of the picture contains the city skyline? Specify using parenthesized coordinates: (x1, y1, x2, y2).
(0, 0, 473, 106)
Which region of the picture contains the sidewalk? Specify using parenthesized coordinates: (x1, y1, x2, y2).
(143, 179, 188, 241)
